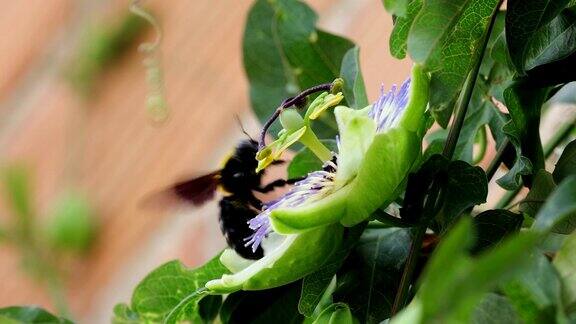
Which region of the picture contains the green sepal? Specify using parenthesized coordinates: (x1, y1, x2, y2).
(334, 105, 375, 187)
(400, 64, 430, 134)
(270, 129, 420, 233)
(342, 128, 420, 226)
(205, 224, 344, 293)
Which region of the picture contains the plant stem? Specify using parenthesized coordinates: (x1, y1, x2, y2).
(372, 209, 410, 228)
(496, 187, 519, 209)
(543, 118, 575, 157)
(485, 137, 510, 182)
(443, 44, 491, 157)
(391, 179, 443, 314)
(391, 1, 502, 315)
(300, 129, 332, 161)
(391, 224, 426, 314)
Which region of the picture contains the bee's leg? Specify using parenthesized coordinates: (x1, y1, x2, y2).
(255, 176, 305, 193)
(271, 160, 285, 165)
(248, 195, 263, 210)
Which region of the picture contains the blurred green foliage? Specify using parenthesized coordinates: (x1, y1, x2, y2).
(66, 13, 148, 95)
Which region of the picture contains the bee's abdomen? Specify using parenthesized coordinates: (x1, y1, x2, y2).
(219, 196, 264, 260)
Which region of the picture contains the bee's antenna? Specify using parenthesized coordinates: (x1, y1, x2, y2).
(235, 114, 255, 141)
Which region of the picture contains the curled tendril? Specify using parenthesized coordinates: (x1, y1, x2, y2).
(130, 0, 168, 122)
(129, 0, 162, 52)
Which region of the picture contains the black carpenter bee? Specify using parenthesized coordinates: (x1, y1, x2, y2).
(158, 139, 294, 260)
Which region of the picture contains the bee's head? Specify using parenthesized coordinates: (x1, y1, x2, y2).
(220, 140, 261, 194)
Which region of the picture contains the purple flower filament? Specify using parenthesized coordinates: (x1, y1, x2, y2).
(369, 78, 411, 132)
(245, 159, 338, 252)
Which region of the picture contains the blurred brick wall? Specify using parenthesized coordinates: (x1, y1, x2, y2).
(0, 0, 411, 322)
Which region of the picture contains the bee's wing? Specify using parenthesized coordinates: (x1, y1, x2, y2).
(172, 170, 221, 205)
(142, 170, 221, 210)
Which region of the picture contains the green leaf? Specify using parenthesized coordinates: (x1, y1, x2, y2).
(503, 253, 565, 323)
(220, 282, 304, 324)
(408, 0, 477, 64)
(407, 0, 501, 126)
(163, 289, 209, 324)
(340, 47, 368, 109)
(130, 255, 229, 322)
(435, 160, 488, 232)
(389, 0, 423, 59)
(243, 0, 354, 139)
(401, 154, 448, 225)
(523, 48, 576, 87)
(520, 170, 556, 217)
(333, 228, 411, 323)
(553, 231, 576, 310)
(0, 306, 71, 324)
(313, 302, 355, 324)
(299, 224, 365, 317)
(499, 80, 549, 189)
(505, 0, 572, 73)
(67, 13, 148, 95)
(414, 218, 540, 322)
(112, 303, 140, 324)
(472, 209, 523, 254)
(288, 140, 337, 179)
(532, 176, 576, 233)
(383, 0, 409, 17)
(496, 145, 532, 190)
(401, 154, 487, 231)
(553, 139, 576, 183)
(524, 10, 576, 71)
(471, 293, 521, 324)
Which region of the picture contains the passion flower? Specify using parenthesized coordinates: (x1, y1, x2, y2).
(268, 64, 429, 233)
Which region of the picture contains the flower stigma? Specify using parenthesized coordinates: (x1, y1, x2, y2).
(255, 80, 344, 172)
